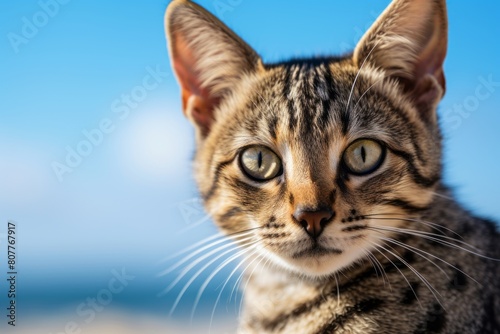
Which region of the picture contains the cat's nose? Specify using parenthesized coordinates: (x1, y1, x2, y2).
(293, 208, 334, 238)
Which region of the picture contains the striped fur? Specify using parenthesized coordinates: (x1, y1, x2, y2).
(165, 0, 500, 333)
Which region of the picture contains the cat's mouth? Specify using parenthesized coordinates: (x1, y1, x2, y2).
(291, 243, 343, 259)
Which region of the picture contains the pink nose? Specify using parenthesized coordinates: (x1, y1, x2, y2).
(293, 208, 334, 238)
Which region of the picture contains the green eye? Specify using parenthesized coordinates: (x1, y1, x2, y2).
(239, 146, 282, 181)
(343, 139, 385, 175)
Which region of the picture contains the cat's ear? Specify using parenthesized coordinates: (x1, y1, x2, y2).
(353, 0, 447, 122)
(165, 0, 260, 138)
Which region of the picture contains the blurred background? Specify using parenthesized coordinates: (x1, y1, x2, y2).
(1, 0, 499, 333)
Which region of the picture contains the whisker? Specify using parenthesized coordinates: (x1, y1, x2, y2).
(370, 243, 423, 309)
(363, 250, 380, 278)
(254, 90, 274, 113)
(210, 251, 267, 331)
(163, 235, 257, 293)
(369, 226, 499, 261)
(345, 38, 382, 114)
(333, 272, 340, 306)
(230, 242, 272, 306)
(209, 249, 265, 330)
(158, 233, 224, 264)
(238, 253, 272, 318)
(166, 239, 260, 317)
(383, 241, 445, 305)
(162, 225, 261, 264)
(364, 214, 465, 241)
(380, 236, 481, 287)
(428, 191, 455, 201)
(371, 241, 443, 308)
(363, 249, 390, 287)
(159, 231, 256, 276)
(367, 219, 475, 250)
(377, 236, 449, 279)
(190, 243, 260, 320)
(351, 76, 385, 114)
(229, 249, 265, 305)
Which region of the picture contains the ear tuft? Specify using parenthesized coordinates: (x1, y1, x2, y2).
(165, 0, 259, 139)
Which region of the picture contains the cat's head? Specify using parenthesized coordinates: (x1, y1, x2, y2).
(165, 0, 447, 277)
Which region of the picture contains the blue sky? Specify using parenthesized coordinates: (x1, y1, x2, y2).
(0, 0, 499, 330)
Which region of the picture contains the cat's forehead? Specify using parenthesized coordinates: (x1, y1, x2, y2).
(263, 58, 356, 98)
(222, 58, 400, 147)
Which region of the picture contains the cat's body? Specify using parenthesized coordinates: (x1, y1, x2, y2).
(164, 0, 500, 333)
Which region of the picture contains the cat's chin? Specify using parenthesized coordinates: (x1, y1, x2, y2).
(270, 246, 367, 278)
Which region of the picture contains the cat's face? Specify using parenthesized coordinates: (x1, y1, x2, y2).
(192, 61, 443, 276)
(166, 0, 447, 277)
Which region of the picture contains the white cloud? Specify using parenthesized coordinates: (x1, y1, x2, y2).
(115, 104, 194, 184)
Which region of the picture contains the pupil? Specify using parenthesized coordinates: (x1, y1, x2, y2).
(258, 151, 263, 169)
(360, 146, 366, 163)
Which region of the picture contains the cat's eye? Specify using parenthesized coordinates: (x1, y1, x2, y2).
(239, 146, 282, 181)
(343, 139, 385, 175)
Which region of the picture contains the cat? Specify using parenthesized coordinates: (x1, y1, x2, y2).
(164, 0, 500, 333)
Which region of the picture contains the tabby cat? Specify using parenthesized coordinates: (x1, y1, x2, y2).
(164, 0, 500, 332)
